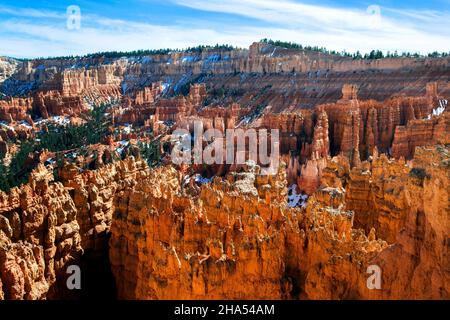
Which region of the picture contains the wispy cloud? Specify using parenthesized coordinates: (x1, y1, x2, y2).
(0, 5, 64, 19)
(174, 0, 381, 30)
(0, 16, 257, 58)
(173, 0, 450, 51)
(173, 0, 450, 31)
(0, 1, 449, 58)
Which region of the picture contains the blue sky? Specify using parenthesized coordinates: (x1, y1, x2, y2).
(0, 0, 449, 58)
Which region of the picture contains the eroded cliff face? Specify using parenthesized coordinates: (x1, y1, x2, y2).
(322, 146, 450, 298)
(255, 83, 448, 195)
(0, 144, 448, 300)
(0, 157, 149, 299)
(107, 146, 449, 300)
(0, 58, 19, 84)
(8, 43, 448, 94)
(318, 83, 447, 160)
(110, 162, 292, 299)
(2, 42, 449, 116)
(0, 165, 82, 299)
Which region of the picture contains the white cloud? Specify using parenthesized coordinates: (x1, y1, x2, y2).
(175, 0, 383, 30)
(0, 5, 64, 19)
(173, 0, 450, 52)
(0, 1, 449, 58)
(0, 18, 256, 58)
(174, 0, 450, 31)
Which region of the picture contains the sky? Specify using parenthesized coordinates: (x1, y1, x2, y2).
(0, 0, 449, 58)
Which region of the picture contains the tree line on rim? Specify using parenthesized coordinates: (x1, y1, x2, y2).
(260, 38, 450, 59)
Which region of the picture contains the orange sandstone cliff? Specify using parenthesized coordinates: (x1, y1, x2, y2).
(107, 145, 449, 299)
(0, 146, 448, 299)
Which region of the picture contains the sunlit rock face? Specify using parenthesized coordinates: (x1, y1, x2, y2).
(325, 146, 450, 299)
(0, 158, 150, 299)
(0, 58, 19, 85)
(0, 164, 82, 299)
(0, 148, 448, 299)
(107, 146, 449, 300)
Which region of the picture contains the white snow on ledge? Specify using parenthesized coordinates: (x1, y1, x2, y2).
(0, 121, 14, 131)
(427, 99, 447, 119)
(181, 56, 196, 63)
(194, 175, 213, 184)
(19, 120, 32, 129)
(288, 184, 308, 208)
(182, 174, 213, 186)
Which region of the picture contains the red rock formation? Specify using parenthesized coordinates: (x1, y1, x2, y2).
(0, 144, 448, 300)
(0, 157, 150, 299)
(342, 84, 358, 100)
(34, 91, 86, 119)
(296, 158, 327, 195)
(4, 42, 449, 111)
(58, 157, 150, 250)
(0, 97, 33, 123)
(319, 83, 445, 160)
(297, 111, 329, 194)
(188, 83, 207, 106)
(391, 112, 450, 158)
(0, 164, 82, 299)
(322, 146, 450, 298)
(155, 96, 193, 122)
(61, 64, 124, 97)
(109, 158, 419, 300)
(122, 82, 164, 109)
(319, 101, 361, 164)
(109, 162, 292, 299)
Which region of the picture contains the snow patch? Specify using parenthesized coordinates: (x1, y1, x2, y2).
(45, 158, 56, 165)
(427, 99, 447, 119)
(194, 174, 213, 184)
(236, 116, 251, 127)
(269, 47, 277, 57)
(116, 140, 129, 154)
(0, 121, 14, 131)
(287, 184, 308, 208)
(122, 124, 132, 134)
(181, 56, 196, 63)
(206, 54, 220, 62)
(51, 116, 70, 126)
(121, 82, 128, 94)
(33, 116, 70, 126)
(19, 120, 32, 129)
(161, 82, 170, 93)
